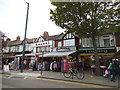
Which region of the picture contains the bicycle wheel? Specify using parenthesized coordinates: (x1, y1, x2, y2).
(76, 71, 85, 80)
(72, 69, 79, 76)
(63, 70, 71, 78)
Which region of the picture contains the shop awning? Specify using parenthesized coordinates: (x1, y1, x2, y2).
(43, 50, 77, 57)
(15, 53, 43, 57)
(15, 53, 36, 57)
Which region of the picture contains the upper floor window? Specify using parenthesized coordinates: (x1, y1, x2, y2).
(10, 46, 16, 52)
(103, 35, 110, 47)
(15, 46, 19, 52)
(58, 41, 62, 47)
(36, 46, 50, 53)
(64, 39, 75, 46)
(82, 38, 93, 47)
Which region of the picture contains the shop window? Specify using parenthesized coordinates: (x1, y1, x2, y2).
(36, 46, 50, 53)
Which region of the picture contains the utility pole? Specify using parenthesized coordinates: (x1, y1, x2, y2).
(21, 0, 29, 72)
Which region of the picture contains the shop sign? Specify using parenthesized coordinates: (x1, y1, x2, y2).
(79, 48, 116, 53)
(56, 47, 70, 52)
(3, 53, 14, 57)
(34, 41, 52, 47)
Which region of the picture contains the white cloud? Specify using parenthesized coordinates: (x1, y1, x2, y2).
(0, 0, 64, 40)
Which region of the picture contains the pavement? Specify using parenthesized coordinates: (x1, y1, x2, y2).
(0, 69, 119, 88)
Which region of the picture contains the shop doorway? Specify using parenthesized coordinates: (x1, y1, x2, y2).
(81, 56, 92, 70)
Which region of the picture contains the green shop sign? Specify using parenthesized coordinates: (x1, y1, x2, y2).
(79, 47, 116, 53)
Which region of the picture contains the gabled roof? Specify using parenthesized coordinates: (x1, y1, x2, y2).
(62, 31, 79, 39)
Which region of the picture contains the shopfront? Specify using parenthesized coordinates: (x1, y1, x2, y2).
(42, 46, 77, 71)
(79, 47, 116, 70)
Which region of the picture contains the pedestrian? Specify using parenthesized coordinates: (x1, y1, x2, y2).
(111, 59, 120, 82)
(32, 61, 36, 71)
(108, 59, 113, 77)
(5, 59, 9, 65)
(99, 56, 106, 66)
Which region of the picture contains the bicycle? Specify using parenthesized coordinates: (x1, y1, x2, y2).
(63, 62, 85, 80)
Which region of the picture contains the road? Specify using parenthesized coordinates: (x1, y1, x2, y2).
(1, 74, 112, 88)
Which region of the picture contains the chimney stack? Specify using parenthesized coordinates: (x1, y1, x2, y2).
(16, 36, 20, 41)
(43, 31, 49, 39)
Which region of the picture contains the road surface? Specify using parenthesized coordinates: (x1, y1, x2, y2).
(1, 74, 112, 88)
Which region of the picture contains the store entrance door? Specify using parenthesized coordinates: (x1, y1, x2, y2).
(82, 56, 91, 70)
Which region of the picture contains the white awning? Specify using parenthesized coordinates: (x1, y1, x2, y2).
(15, 53, 36, 57)
(43, 50, 77, 57)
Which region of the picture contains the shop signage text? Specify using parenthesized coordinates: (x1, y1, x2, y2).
(56, 47, 70, 52)
(34, 41, 52, 47)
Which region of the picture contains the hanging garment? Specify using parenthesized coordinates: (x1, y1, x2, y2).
(53, 63, 58, 71)
(50, 63, 53, 70)
(37, 63, 40, 71)
(42, 62, 45, 71)
(64, 60, 68, 71)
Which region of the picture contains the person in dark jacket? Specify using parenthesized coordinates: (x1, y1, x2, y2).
(32, 61, 36, 71)
(111, 59, 120, 82)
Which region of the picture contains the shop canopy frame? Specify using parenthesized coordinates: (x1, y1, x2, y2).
(43, 50, 77, 57)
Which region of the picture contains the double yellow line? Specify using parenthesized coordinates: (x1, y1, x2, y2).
(28, 77, 113, 88)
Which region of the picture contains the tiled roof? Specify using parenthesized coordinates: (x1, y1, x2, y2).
(9, 40, 22, 46)
(46, 33, 64, 40)
(26, 38, 37, 43)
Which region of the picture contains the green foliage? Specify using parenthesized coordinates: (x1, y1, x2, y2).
(50, 2, 120, 38)
(109, 2, 120, 32)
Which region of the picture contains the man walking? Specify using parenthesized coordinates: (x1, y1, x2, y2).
(111, 59, 120, 82)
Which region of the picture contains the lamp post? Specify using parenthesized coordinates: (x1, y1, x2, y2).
(0, 35, 3, 70)
(0, 34, 6, 71)
(21, 0, 29, 72)
(41, 51, 44, 75)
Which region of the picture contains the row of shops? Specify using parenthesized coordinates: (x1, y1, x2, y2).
(2, 32, 120, 72)
(2, 46, 118, 72)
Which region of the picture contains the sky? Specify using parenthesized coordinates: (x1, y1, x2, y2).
(0, 0, 65, 40)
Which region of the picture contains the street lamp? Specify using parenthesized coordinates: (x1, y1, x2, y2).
(21, 0, 29, 72)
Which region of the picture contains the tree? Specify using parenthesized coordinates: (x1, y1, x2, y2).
(109, 2, 120, 32)
(50, 2, 119, 75)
